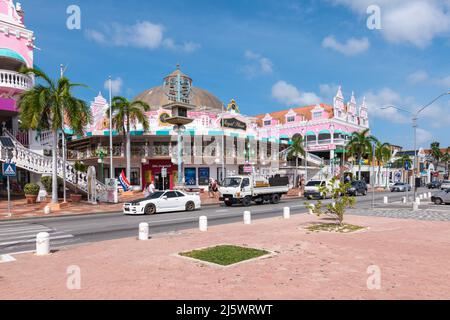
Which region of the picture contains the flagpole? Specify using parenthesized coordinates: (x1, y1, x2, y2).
(109, 76, 114, 181)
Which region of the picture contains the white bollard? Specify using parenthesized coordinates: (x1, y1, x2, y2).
(283, 207, 291, 219)
(383, 196, 388, 204)
(308, 206, 314, 215)
(413, 202, 419, 211)
(419, 194, 423, 200)
(36, 232, 50, 256)
(138, 223, 149, 241)
(44, 206, 51, 215)
(243, 211, 252, 225)
(423, 193, 428, 200)
(199, 216, 208, 232)
(416, 198, 421, 205)
(428, 192, 432, 198)
(402, 197, 407, 204)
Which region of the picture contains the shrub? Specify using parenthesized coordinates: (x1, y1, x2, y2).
(305, 177, 356, 226)
(24, 183, 40, 196)
(40, 176, 62, 193)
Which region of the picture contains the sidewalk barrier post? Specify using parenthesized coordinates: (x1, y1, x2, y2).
(243, 211, 251, 225)
(283, 207, 291, 219)
(44, 206, 51, 215)
(36, 232, 50, 256)
(415, 197, 421, 205)
(423, 193, 428, 199)
(383, 196, 388, 204)
(138, 223, 149, 241)
(402, 197, 407, 204)
(413, 202, 419, 211)
(199, 216, 208, 232)
(419, 194, 423, 200)
(428, 192, 432, 198)
(308, 205, 314, 215)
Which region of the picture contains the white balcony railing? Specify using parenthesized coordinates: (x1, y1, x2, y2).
(0, 69, 33, 91)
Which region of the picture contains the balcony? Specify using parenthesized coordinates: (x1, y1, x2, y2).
(0, 69, 33, 91)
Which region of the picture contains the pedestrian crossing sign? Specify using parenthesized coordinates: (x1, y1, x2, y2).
(2, 163, 16, 177)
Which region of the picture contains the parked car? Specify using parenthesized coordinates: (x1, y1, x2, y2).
(123, 190, 201, 215)
(347, 180, 368, 196)
(304, 180, 336, 199)
(440, 180, 450, 190)
(390, 182, 412, 192)
(431, 189, 450, 205)
(427, 181, 442, 189)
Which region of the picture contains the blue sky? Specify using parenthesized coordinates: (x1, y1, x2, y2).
(23, 0, 450, 149)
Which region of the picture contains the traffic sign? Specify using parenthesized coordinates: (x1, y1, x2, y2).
(161, 167, 167, 178)
(404, 162, 410, 171)
(2, 163, 16, 177)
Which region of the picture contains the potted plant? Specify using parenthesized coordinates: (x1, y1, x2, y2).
(71, 161, 88, 202)
(24, 183, 40, 204)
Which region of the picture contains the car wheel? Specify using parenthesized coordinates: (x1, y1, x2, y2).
(434, 198, 443, 205)
(145, 204, 156, 215)
(270, 194, 281, 204)
(185, 201, 195, 212)
(242, 196, 252, 207)
(224, 200, 233, 207)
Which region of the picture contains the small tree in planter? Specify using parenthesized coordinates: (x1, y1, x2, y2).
(41, 176, 63, 201)
(24, 183, 40, 204)
(71, 161, 88, 202)
(305, 177, 362, 233)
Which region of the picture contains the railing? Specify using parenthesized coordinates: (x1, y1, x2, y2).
(0, 69, 33, 91)
(1, 131, 107, 200)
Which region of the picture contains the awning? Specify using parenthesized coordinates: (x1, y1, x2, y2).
(103, 130, 118, 136)
(156, 130, 170, 136)
(319, 129, 331, 135)
(0, 48, 27, 64)
(306, 131, 316, 136)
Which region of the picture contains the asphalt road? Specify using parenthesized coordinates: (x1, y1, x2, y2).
(0, 188, 438, 255)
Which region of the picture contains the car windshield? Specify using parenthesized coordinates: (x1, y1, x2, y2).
(394, 183, 404, 186)
(443, 181, 450, 184)
(149, 191, 165, 199)
(306, 181, 322, 187)
(222, 178, 242, 187)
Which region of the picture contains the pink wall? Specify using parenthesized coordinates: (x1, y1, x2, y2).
(0, 97, 16, 111)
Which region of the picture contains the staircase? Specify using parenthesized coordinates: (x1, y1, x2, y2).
(0, 130, 108, 201)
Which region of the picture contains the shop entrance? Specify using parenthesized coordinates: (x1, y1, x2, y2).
(154, 173, 170, 191)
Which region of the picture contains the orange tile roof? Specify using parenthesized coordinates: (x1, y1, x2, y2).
(254, 104, 334, 126)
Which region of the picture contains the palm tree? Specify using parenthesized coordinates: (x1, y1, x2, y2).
(374, 142, 391, 187)
(18, 68, 90, 204)
(287, 136, 306, 188)
(346, 129, 377, 180)
(441, 151, 450, 177)
(107, 97, 150, 180)
(430, 141, 442, 169)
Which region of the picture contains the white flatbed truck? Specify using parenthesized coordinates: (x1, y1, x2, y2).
(218, 176, 289, 207)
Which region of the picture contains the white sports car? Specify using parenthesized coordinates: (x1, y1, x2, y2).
(123, 190, 201, 215)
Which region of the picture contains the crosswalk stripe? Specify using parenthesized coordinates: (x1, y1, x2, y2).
(0, 227, 53, 237)
(0, 234, 74, 247)
(0, 231, 67, 241)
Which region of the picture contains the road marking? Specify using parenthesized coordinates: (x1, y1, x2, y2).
(0, 234, 74, 247)
(0, 254, 16, 263)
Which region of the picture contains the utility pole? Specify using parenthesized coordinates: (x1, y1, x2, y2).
(109, 76, 114, 181)
(60, 64, 67, 203)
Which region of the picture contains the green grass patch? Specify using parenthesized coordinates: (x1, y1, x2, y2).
(180, 245, 270, 266)
(307, 223, 365, 234)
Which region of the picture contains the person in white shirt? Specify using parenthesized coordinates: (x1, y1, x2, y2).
(148, 181, 156, 194)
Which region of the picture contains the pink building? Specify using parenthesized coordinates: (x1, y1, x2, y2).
(0, 0, 34, 142)
(256, 87, 370, 163)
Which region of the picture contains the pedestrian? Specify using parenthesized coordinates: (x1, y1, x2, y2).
(208, 178, 214, 198)
(212, 178, 219, 199)
(148, 180, 156, 195)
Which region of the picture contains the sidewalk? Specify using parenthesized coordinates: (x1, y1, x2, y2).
(0, 191, 223, 221)
(1, 212, 449, 299)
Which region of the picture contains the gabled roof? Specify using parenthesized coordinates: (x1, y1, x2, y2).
(254, 104, 334, 126)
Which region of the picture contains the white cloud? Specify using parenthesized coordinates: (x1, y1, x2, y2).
(243, 50, 274, 78)
(319, 83, 340, 100)
(407, 70, 429, 84)
(330, 0, 450, 48)
(86, 21, 199, 52)
(322, 36, 370, 56)
(272, 81, 321, 106)
(416, 128, 433, 145)
(407, 70, 450, 88)
(364, 88, 412, 124)
(104, 77, 123, 95)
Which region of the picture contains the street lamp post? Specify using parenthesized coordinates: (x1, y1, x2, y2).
(98, 148, 106, 183)
(381, 92, 450, 201)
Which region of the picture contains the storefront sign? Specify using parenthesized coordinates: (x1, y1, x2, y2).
(222, 118, 247, 131)
(198, 168, 210, 185)
(185, 168, 197, 186)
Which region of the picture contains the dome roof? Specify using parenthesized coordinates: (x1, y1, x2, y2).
(134, 66, 224, 112)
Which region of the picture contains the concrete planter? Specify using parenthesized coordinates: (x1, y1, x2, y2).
(70, 194, 83, 203)
(25, 194, 38, 204)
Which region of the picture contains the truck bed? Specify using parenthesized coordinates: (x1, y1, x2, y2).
(252, 185, 289, 196)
